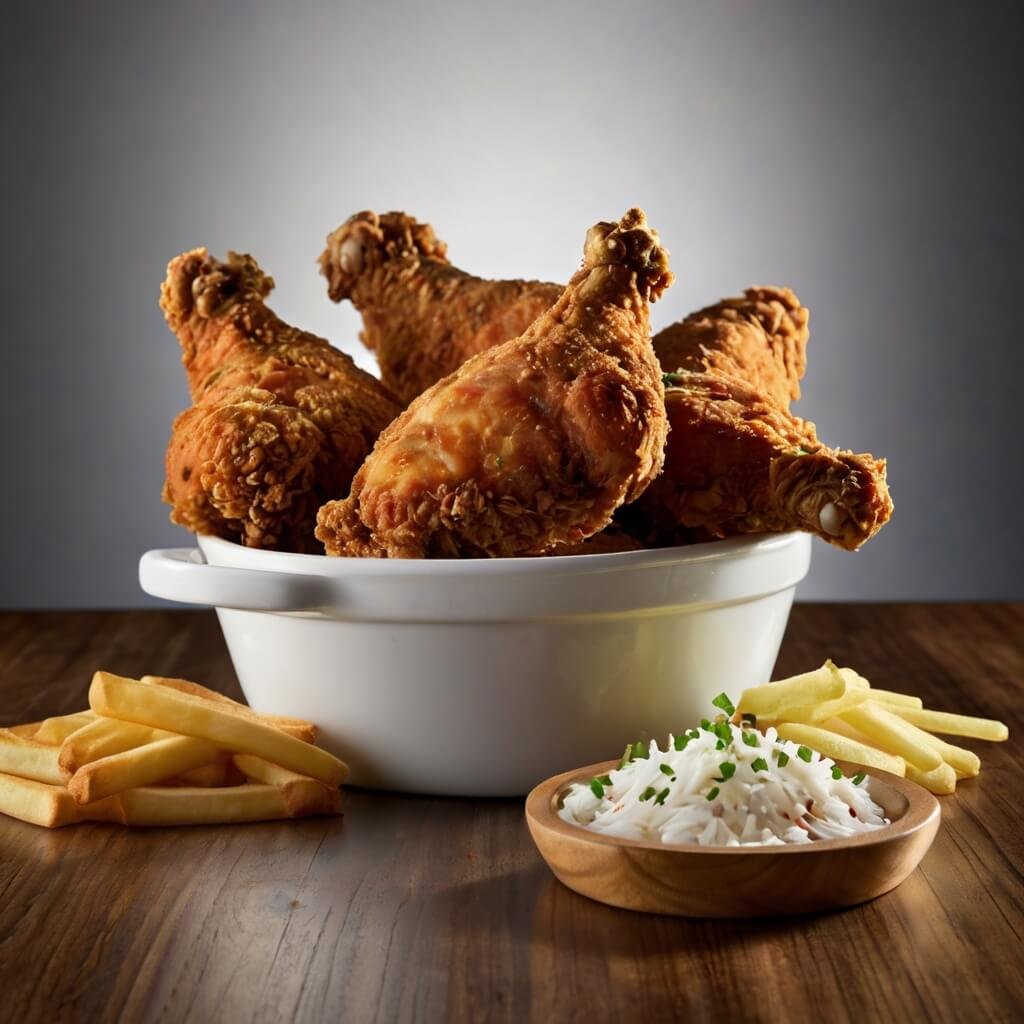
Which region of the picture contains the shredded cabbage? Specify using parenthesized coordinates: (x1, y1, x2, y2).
(559, 722, 888, 847)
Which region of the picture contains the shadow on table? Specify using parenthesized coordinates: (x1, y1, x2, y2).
(534, 870, 879, 949)
(423, 858, 879, 957)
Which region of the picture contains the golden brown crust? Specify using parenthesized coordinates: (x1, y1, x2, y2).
(634, 370, 891, 551)
(316, 208, 673, 559)
(319, 211, 450, 301)
(163, 388, 328, 551)
(653, 287, 809, 409)
(159, 248, 401, 551)
(546, 526, 649, 557)
(320, 210, 562, 404)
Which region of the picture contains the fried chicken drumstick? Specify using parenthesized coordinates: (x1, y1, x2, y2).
(320, 211, 562, 404)
(633, 369, 892, 550)
(652, 287, 809, 410)
(316, 208, 673, 558)
(160, 249, 401, 551)
(321, 211, 808, 415)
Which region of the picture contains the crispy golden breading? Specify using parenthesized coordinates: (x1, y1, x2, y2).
(322, 214, 807, 415)
(316, 209, 673, 558)
(636, 370, 892, 550)
(653, 287, 809, 410)
(320, 211, 562, 404)
(547, 527, 649, 557)
(159, 249, 401, 551)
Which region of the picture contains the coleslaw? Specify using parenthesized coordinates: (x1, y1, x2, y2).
(559, 696, 889, 847)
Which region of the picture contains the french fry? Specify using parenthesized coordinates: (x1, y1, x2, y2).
(91, 672, 347, 786)
(232, 753, 305, 787)
(169, 762, 245, 787)
(115, 783, 338, 826)
(838, 669, 923, 708)
(774, 721, 907, 776)
(820, 716, 876, 745)
(141, 676, 317, 743)
(776, 685, 868, 725)
(841, 669, 868, 688)
(822, 713, 980, 779)
(738, 661, 845, 717)
(33, 711, 97, 745)
(67, 735, 223, 804)
(58, 717, 158, 776)
(1, 669, 345, 830)
(0, 772, 119, 827)
(859, 689, 924, 710)
(0, 772, 81, 826)
(840, 702, 944, 772)
(905, 761, 957, 795)
(8, 721, 43, 739)
(887, 706, 1008, 742)
(0, 772, 337, 828)
(929, 738, 980, 779)
(0, 729, 65, 784)
(884, 715, 982, 778)
(233, 754, 343, 816)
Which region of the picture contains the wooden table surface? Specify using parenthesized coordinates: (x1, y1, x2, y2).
(0, 605, 1021, 1023)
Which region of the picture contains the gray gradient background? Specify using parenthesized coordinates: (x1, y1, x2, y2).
(1, 2, 1020, 608)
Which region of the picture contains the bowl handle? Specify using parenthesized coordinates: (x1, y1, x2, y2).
(138, 548, 332, 612)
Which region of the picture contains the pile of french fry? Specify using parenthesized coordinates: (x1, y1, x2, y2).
(736, 661, 1008, 794)
(0, 671, 347, 828)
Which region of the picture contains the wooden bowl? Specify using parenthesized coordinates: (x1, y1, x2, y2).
(525, 759, 940, 917)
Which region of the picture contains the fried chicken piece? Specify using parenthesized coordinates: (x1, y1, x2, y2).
(316, 208, 673, 558)
(322, 212, 809, 414)
(633, 370, 892, 550)
(160, 249, 401, 551)
(320, 211, 562, 405)
(547, 526, 649, 556)
(653, 287, 809, 410)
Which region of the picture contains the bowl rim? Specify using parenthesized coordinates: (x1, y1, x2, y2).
(197, 530, 812, 579)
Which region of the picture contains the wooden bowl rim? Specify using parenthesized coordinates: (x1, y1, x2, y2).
(526, 758, 940, 857)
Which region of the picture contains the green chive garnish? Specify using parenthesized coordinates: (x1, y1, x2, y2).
(751, 757, 769, 772)
(662, 372, 684, 387)
(659, 763, 674, 776)
(632, 740, 648, 760)
(776, 751, 790, 767)
(700, 719, 711, 731)
(618, 743, 633, 769)
(706, 786, 720, 801)
(639, 786, 657, 802)
(715, 739, 726, 750)
(718, 762, 736, 780)
(797, 745, 813, 763)
(831, 765, 843, 780)
(673, 734, 689, 751)
(711, 693, 735, 717)
(742, 731, 759, 747)
(654, 787, 670, 806)
(589, 779, 605, 798)
(852, 772, 866, 785)
(713, 722, 732, 744)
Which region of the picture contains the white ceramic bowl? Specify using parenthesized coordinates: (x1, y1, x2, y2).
(138, 532, 812, 796)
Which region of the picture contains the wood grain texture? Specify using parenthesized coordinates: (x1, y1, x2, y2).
(0, 605, 1021, 1023)
(526, 760, 940, 917)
